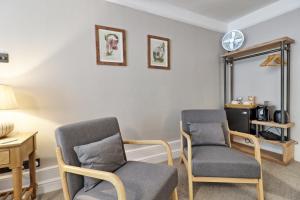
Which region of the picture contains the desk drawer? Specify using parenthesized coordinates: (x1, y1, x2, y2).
(0, 150, 9, 165)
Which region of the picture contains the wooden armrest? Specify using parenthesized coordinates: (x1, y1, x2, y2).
(123, 139, 174, 166)
(56, 148, 126, 200)
(179, 121, 192, 165)
(230, 131, 262, 164)
(180, 131, 192, 159)
(181, 130, 192, 144)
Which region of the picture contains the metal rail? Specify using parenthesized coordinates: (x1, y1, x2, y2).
(224, 58, 227, 104)
(280, 42, 285, 141)
(287, 44, 291, 140)
(232, 48, 281, 62)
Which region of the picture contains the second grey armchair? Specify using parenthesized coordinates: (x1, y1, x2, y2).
(55, 117, 178, 200)
(180, 109, 264, 200)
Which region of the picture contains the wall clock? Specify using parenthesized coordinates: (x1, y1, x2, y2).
(222, 30, 245, 51)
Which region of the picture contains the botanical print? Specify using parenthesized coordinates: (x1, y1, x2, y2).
(148, 35, 170, 69)
(95, 25, 127, 66)
(99, 30, 123, 62)
(151, 39, 168, 67)
(105, 33, 119, 56)
(152, 41, 166, 64)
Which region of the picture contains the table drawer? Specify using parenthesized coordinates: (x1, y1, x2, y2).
(0, 150, 9, 165)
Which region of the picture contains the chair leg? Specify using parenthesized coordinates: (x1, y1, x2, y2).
(179, 154, 183, 164)
(188, 174, 193, 200)
(171, 188, 178, 200)
(256, 179, 264, 200)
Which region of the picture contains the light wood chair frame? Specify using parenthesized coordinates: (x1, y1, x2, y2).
(179, 121, 264, 200)
(56, 139, 178, 200)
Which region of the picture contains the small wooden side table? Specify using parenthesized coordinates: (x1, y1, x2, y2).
(0, 132, 38, 200)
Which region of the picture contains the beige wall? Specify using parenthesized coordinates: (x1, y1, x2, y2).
(0, 0, 223, 163)
(235, 8, 300, 161)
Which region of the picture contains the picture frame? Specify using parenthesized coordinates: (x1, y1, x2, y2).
(148, 35, 170, 70)
(95, 25, 127, 66)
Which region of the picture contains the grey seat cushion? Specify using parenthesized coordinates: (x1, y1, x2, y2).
(74, 161, 178, 200)
(74, 133, 127, 191)
(184, 146, 260, 179)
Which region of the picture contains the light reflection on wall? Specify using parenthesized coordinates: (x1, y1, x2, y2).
(2, 110, 59, 161)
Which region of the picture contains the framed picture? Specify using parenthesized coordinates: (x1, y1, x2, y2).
(95, 25, 127, 66)
(148, 35, 170, 70)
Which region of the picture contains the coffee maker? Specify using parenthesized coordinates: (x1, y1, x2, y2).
(256, 101, 273, 121)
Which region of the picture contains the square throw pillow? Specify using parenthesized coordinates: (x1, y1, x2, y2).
(188, 123, 226, 146)
(74, 133, 126, 192)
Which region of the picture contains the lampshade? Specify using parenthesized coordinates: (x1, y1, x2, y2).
(0, 84, 18, 110)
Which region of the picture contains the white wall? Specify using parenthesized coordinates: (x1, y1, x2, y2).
(235, 8, 300, 161)
(0, 0, 222, 164)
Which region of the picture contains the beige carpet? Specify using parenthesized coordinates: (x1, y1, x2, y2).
(39, 160, 300, 200)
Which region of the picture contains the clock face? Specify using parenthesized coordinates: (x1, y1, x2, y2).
(222, 30, 244, 51)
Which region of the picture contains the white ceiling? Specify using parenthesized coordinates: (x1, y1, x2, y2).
(158, 0, 278, 22)
(106, 0, 300, 32)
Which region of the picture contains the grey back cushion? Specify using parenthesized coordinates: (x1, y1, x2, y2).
(182, 110, 230, 146)
(188, 123, 226, 146)
(74, 133, 126, 192)
(55, 117, 126, 199)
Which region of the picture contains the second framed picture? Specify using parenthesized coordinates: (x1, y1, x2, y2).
(148, 35, 170, 70)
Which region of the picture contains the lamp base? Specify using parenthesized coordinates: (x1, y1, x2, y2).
(0, 122, 14, 138)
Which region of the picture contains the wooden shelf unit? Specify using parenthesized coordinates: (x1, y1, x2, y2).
(222, 36, 297, 165)
(222, 36, 295, 144)
(231, 136, 297, 165)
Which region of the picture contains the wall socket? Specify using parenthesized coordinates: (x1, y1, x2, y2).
(0, 53, 9, 63)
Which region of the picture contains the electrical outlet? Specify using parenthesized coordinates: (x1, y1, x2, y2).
(0, 53, 9, 63)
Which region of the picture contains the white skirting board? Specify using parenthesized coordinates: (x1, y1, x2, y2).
(0, 139, 181, 195)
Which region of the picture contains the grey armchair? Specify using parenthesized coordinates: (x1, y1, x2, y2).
(55, 117, 178, 200)
(180, 110, 264, 200)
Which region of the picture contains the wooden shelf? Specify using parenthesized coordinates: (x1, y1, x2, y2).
(232, 138, 297, 165)
(222, 37, 295, 59)
(259, 137, 297, 147)
(251, 120, 295, 129)
(225, 104, 257, 109)
(232, 142, 283, 165)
